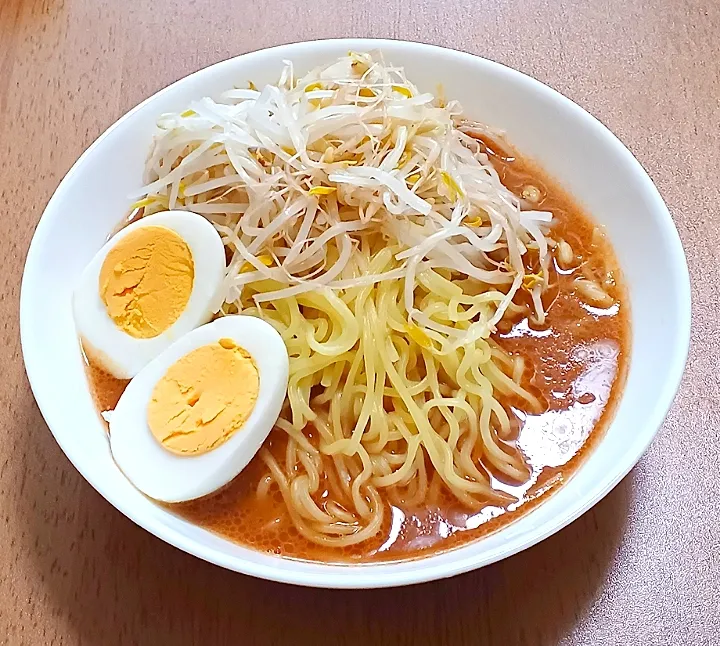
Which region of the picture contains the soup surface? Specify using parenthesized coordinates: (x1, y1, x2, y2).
(86, 134, 629, 563)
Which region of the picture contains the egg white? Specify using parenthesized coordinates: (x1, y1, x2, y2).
(109, 316, 289, 503)
(73, 210, 226, 378)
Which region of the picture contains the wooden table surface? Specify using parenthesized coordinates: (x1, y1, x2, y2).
(1, 0, 718, 644)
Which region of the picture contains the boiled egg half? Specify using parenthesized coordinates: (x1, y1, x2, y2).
(110, 316, 289, 502)
(73, 211, 225, 378)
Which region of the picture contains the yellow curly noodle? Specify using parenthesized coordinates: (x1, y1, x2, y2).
(226, 230, 540, 547)
(135, 52, 562, 547)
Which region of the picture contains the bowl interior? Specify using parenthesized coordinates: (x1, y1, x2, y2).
(21, 39, 690, 588)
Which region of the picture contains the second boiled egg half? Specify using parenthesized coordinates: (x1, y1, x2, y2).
(110, 316, 289, 502)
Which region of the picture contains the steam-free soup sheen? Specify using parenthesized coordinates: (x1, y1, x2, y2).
(85, 135, 629, 563)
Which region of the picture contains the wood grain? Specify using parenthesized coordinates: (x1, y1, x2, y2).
(1, 0, 718, 644)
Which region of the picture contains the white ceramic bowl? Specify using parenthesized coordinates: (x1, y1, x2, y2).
(21, 39, 691, 588)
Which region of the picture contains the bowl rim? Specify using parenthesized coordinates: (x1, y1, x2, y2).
(20, 38, 692, 588)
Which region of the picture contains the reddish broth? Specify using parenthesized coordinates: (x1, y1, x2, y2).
(84, 134, 629, 563)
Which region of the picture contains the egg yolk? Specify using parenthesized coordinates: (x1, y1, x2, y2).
(147, 338, 259, 455)
(99, 226, 194, 339)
